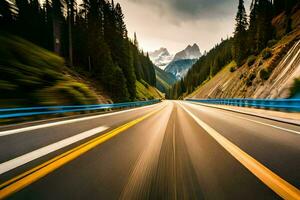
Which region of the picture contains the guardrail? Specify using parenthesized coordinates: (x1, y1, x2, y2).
(0, 99, 161, 119)
(185, 98, 300, 112)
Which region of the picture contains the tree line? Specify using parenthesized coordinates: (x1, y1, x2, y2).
(170, 0, 298, 99)
(0, 0, 156, 102)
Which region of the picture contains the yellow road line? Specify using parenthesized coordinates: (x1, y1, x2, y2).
(179, 102, 300, 200)
(0, 105, 166, 199)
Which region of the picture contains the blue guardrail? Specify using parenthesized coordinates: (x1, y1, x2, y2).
(0, 99, 161, 119)
(185, 98, 300, 112)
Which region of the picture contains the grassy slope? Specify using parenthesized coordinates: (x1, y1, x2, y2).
(154, 65, 177, 94)
(136, 80, 164, 100)
(0, 34, 110, 107)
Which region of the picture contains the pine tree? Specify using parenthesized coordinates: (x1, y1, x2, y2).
(248, 0, 258, 54)
(52, 0, 64, 54)
(256, 0, 273, 51)
(66, 0, 75, 65)
(234, 0, 248, 65)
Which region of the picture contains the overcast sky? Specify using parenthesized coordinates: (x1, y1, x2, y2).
(116, 0, 251, 54)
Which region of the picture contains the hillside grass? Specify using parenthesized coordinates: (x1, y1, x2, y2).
(136, 80, 163, 100)
(0, 34, 99, 107)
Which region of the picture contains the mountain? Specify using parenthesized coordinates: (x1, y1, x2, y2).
(164, 44, 201, 80)
(165, 59, 198, 80)
(149, 48, 173, 70)
(154, 65, 177, 95)
(173, 43, 201, 61)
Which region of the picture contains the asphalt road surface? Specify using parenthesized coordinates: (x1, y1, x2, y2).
(0, 101, 299, 200)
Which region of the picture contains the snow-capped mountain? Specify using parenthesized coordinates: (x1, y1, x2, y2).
(149, 48, 173, 70)
(165, 44, 201, 79)
(173, 43, 201, 61)
(150, 44, 201, 79)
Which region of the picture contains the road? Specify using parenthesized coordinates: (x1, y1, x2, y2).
(0, 101, 299, 199)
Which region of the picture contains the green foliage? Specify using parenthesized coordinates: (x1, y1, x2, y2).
(136, 81, 160, 100)
(1, 0, 157, 103)
(262, 48, 272, 59)
(234, 0, 248, 65)
(247, 55, 257, 67)
(37, 82, 98, 105)
(0, 34, 98, 107)
(248, 0, 274, 54)
(290, 78, 300, 98)
(259, 67, 271, 80)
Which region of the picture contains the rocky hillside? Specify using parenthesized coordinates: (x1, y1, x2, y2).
(189, 28, 300, 99)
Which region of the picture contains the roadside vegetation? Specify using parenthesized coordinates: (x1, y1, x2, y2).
(0, 0, 158, 104)
(0, 34, 99, 107)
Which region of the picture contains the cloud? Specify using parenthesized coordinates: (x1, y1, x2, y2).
(118, 0, 251, 53)
(128, 0, 237, 21)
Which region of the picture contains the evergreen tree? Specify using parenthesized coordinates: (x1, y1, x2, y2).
(255, 0, 273, 51)
(52, 0, 65, 54)
(234, 0, 248, 65)
(248, 0, 258, 54)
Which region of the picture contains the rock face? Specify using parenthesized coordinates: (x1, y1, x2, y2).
(173, 43, 201, 61)
(149, 48, 173, 70)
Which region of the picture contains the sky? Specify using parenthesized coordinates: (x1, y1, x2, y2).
(116, 0, 251, 54)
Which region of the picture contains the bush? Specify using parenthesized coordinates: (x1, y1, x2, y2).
(249, 73, 256, 81)
(245, 73, 256, 86)
(37, 82, 98, 105)
(246, 78, 252, 86)
(247, 55, 257, 67)
(290, 78, 300, 98)
(262, 48, 272, 60)
(259, 68, 271, 80)
(267, 39, 277, 48)
(230, 66, 236, 72)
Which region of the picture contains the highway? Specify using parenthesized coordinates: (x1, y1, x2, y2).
(0, 101, 299, 199)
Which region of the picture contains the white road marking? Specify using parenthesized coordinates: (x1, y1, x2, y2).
(178, 102, 300, 199)
(183, 102, 300, 135)
(0, 126, 109, 174)
(0, 103, 162, 137)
